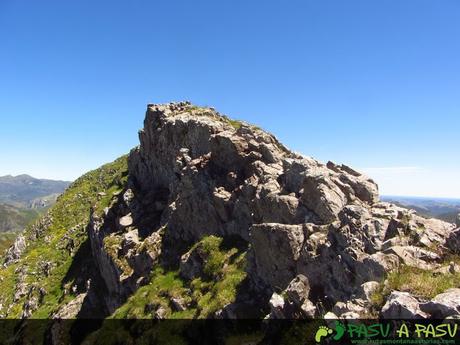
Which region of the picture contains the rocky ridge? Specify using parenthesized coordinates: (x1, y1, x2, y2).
(1, 102, 459, 336)
(86, 102, 459, 320)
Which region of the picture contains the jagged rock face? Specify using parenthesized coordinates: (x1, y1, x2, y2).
(3, 234, 26, 266)
(86, 102, 457, 318)
(126, 102, 379, 246)
(128, 103, 378, 237)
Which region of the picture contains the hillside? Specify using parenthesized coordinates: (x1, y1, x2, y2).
(0, 204, 42, 233)
(1, 102, 460, 344)
(0, 174, 70, 207)
(382, 196, 460, 224)
(0, 175, 70, 234)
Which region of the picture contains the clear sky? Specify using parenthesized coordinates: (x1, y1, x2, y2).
(1, 0, 459, 198)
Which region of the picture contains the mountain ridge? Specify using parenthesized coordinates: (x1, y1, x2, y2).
(0, 175, 70, 233)
(0, 174, 71, 207)
(382, 195, 460, 224)
(1, 102, 460, 343)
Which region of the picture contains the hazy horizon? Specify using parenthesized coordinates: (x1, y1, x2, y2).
(1, 157, 460, 200)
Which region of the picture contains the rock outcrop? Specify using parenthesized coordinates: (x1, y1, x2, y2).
(381, 291, 429, 319)
(84, 102, 458, 318)
(1, 102, 458, 327)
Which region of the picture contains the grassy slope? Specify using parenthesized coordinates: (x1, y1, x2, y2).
(0, 203, 43, 233)
(110, 235, 247, 320)
(0, 155, 129, 319)
(0, 232, 19, 254)
(84, 235, 247, 344)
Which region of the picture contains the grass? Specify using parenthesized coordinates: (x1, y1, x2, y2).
(226, 118, 243, 130)
(111, 267, 187, 319)
(103, 234, 133, 277)
(0, 231, 19, 254)
(369, 255, 460, 315)
(386, 265, 460, 299)
(84, 235, 248, 343)
(182, 103, 264, 131)
(109, 235, 247, 320)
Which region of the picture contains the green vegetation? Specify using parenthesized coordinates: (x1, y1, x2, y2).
(183, 103, 259, 131)
(0, 231, 19, 253)
(0, 155, 129, 320)
(103, 234, 133, 277)
(386, 264, 460, 299)
(369, 256, 460, 314)
(111, 235, 247, 320)
(84, 235, 247, 344)
(224, 117, 243, 130)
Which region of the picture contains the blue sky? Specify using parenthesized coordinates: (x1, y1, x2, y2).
(1, 0, 459, 198)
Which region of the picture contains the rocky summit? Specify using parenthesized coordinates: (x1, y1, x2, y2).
(1, 102, 460, 341)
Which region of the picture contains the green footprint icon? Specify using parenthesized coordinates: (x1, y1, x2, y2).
(315, 326, 333, 343)
(333, 321, 346, 341)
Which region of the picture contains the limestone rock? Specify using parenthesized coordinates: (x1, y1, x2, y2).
(268, 293, 285, 319)
(285, 274, 310, 306)
(381, 291, 429, 319)
(52, 294, 87, 319)
(300, 299, 317, 318)
(447, 228, 460, 254)
(384, 246, 440, 270)
(420, 288, 460, 318)
(4, 235, 26, 266)
(179, 244, 208, 281)
(119, 214, 133, 227)
(333, 301, 366, 318)
(171, 297, 188, 312)
(250, 223, 304, 288)
(359, 281, 380, 303)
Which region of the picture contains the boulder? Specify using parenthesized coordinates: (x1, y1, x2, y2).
(300, 299, 317, 318)
(381, 291, 428, 319)
(447, 228, 460, 254)
(420, 288, 460, 318)
(123, 229, 139, 249)
(333, 300, 366, 317)
(250, 223, 304, 289)
(301, 169, 347, 223)
(384, 246, 440, 270)
(179, 246, 207, 281)
(324, 311, 339, 319)
(268, 293, 285, 319)
(171, 297, 188, 312)
(119, 214, 133, 227)
(359, 281, 381, 302)
(285, 274, 310, 306)
(3, 235, 26, 266)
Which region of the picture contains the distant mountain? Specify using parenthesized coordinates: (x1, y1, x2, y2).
(381, 195, 460, 223)
(0, 175, 71, 233)
(0, 174, 70, 207)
